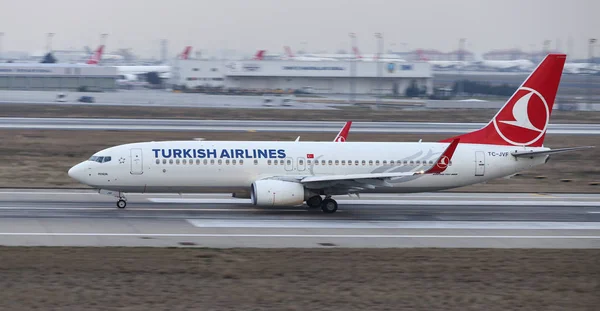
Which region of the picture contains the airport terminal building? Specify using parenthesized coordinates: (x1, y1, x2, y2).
(0, 64, 118, 91)
(171, 60, 433, 95)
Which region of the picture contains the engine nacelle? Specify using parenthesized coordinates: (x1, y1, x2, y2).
(251, 180, 307, 206)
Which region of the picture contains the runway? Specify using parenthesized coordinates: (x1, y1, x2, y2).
(1, 117, 599, 135)
(0, 189, 598, 248)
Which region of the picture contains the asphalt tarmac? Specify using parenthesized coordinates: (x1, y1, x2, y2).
(0, 190, 597, 248)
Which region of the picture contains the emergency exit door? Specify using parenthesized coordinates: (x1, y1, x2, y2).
(130, 148, 143, 175)
(475, 151, 485, 176)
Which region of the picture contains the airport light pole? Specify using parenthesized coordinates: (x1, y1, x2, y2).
(349, 32, 356, 105)
(588, 38, 596, 107)
(457, 38, 466, 97)
(0, 32, 4, 61)
(46, 32, 54, 53)
(375, 32, 383, 109)
(100, 33, 108, 46)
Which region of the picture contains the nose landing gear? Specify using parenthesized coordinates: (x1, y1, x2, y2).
(117, 199, 127, 209)
(116, 192, 127, 209)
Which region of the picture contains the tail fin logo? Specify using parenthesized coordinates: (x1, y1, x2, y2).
(437, 156, 449, 169)
(334, 136, 346, 142)
(492, 87, 549, 146)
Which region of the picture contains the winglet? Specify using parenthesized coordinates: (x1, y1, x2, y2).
(423, 138, 460, 174)
(333, 121, 352, 142)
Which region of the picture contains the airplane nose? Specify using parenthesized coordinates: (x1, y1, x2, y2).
(68, 163, 86, 182)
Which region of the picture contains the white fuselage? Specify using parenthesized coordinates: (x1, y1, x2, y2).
(69, 141, 547, 194)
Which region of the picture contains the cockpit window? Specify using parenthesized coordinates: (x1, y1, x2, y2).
(88, 156, 111, 163)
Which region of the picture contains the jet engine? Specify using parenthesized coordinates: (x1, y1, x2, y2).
(251, 180, 307, 206)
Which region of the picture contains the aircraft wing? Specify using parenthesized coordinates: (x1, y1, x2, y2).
(300, 138, 459, 187)
(511, 146, 594, 158)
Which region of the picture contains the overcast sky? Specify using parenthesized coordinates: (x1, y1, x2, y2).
(0, 0, 598, 58)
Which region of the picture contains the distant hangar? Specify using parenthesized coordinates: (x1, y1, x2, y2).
(0, 63, 118, 91)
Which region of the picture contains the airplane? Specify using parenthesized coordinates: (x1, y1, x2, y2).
(282, 46, 338, 61)
(472, 53, 535, 72)
(417, 49, 469, 70)
(68, 54, 593, 213)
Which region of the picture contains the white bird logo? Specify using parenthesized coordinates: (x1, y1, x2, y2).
(499, 91, 543, 132)
(437, 156, 449, 169)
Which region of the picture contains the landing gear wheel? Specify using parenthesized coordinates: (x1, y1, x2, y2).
(321, 198, 338, 214)
(117, 199, 127, 209)
(306, 195, 323, 208)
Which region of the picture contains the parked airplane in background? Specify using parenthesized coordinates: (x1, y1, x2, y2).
(417, 49, 468, 70)
(68, 54, 592, 213)
(283, 46, 338, 61)
(116, 46, 192, 86)
(472, 53, 534, 72)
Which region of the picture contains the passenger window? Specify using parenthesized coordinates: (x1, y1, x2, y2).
(182, 159, 187, 164)
(416, 160, 420, 165)
(226, 159, 230, 165)
(314, 161, 319, 166)
(383, 160, 387, 165)
(403, 161, 407, 165)
(203, 159, 207, 165)
(328, 160, 333, 165)
(355, 160, 359, 166)
(273, 160, 278, 165)
(155, 159, 160, 164)
(268, 160, 272, 165)
(347, 160, 352, 166)
(375, 160, 380, 165)
(299, 160, 304, 165)
(162, 159, 167, 164)
(410, 161, 414, 166)
(196, 159, 200, 165)
(210, 159, 215, 165)
(341, 160, 345, 165)
(286, 160, 291, 165)
(307, 160, 311, 165)
(169, 159, 173, 164)
(218, 159, 222, 165)
(335, 160, 339, 165)
(361, 160, 366, 166)
(232, 159, 236, 165)
(254, 160, 258, 165)
(321, 160, 326, 165)
(240, 160, 244, 165)
(176, 159, 180, 164)
(368, 160, 373, 165)
(390, 160, 394, 165)
(429, 160, 434, 165)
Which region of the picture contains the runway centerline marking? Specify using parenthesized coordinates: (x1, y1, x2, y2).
(186, 220, 600, 230)
(148, 198, 600, 206)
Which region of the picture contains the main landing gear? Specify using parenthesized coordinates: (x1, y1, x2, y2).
(320, 198, 338, 214)
(307, 195, 338, 213)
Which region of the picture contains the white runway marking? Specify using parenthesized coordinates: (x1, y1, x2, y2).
(0, 233, 597, 239)
(148, 198, 598, 206)
(186, 220, 600, 230)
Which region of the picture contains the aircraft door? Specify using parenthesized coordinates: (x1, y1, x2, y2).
(297, 157, 306, 171)
(130, 148, 143, 175)
(475, 151, 485, 176)
(284, 157, 294, 171)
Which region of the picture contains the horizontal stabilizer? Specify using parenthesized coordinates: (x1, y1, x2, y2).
(511, 146, 594, 158)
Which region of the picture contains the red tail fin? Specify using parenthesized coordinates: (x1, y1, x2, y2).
(417, 49, 428, 61)
(253, 50, 265, 60)
(86, 45, 104, 65)
(352, 47, 362, 59)
(441, 54, 566, 147)
(333, 121, 352, 142)
(284, 46, 294, 58)
(180, 46, 192, 59)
